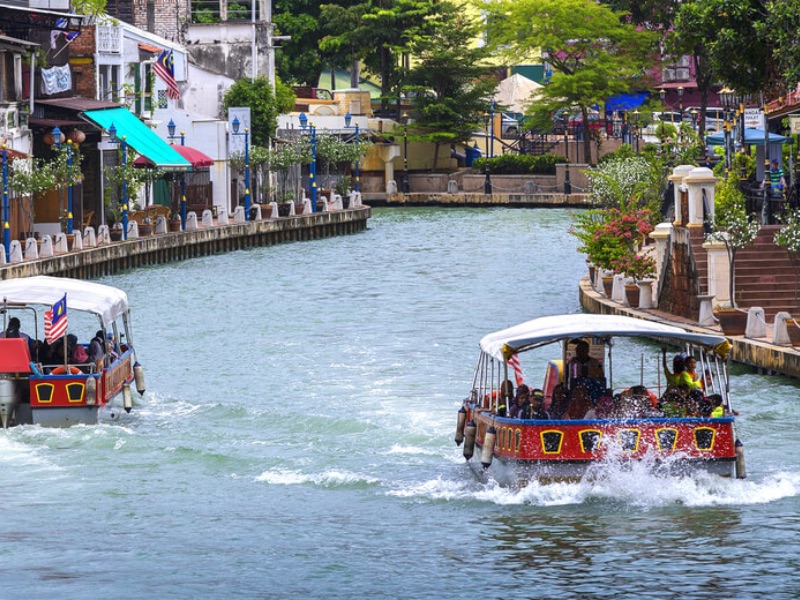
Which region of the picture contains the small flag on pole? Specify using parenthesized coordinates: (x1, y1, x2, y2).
(508, 353, 524, 386)
(44, 294, 68, 344)
(153, 49, 181, 100)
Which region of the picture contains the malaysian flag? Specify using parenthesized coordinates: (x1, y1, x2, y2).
(153, 49, 181, 100)
(44, 295, 68, 344)
(508, 353, 524, 386)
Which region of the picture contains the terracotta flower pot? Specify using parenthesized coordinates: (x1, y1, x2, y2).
(624, 284, 640, 308)
(602, 276, 614, 298)
(715, 308, 748, 336)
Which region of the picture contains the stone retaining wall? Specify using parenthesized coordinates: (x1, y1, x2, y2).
(0, 208, 370, 280)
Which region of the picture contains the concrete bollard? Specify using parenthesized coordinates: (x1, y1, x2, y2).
(186, 212, 199, 230)
(83, 227, 96, 247)
(0, 245, 5, 264)
(612, 274, 628, 305)
(745, 307, 767, 339)
(331, 194, 343, 211)
(266, 203, 278, 219)
(202, 209, 214, 227)
(155, 216, 167, 234)
(39, 235, 53, 257)
(697, 294, 716, 327)
(127, 221, 139, 239)
(72, 231, 83, 250)
(10, 240, 23, 263)
(319, 199, 329, 212)
(232, 206, 246, 223)
(447, 180, 458, 194)
(387, 180, 398, 194)
(773, 311, 793, 345)
(300, 199, 312, 214)
(217, 207, 229, 225)
(287, 201, 296, 217)
(54, 232, 69, 254)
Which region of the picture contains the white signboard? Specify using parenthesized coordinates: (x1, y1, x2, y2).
(744, 108, 764, 129)
(790, 116, 800, 135)
(227, 107, 251, 156)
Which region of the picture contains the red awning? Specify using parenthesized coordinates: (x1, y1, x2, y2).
(0, 339, 32, 373)
(133, 144, 214, 169)
(1, 147, 29, 160)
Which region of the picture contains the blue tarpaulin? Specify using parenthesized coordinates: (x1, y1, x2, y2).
(605, 92, 649, 112)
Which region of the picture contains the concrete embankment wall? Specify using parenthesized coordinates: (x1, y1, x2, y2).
(0, 208, 370, 280)
(369, 193, 591, 208)
(579, 277, 800, 380)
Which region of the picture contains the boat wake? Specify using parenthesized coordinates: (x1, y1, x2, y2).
(255, 467, 380, 488)
(388, 462, 800, 508)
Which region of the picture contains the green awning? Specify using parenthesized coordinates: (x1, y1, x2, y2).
(81, 107, 191, 171)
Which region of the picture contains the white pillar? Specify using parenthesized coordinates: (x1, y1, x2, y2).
(682, 167, 717, 227)
(649, 222, 673, 280)
(702, 236, 730, 306)
(669, 165, 694, 226)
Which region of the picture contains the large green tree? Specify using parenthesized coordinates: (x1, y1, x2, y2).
(406, 1, 494, 170)
(483, 0, 658, 164)
(320, 0, 435, 111)
(221, 77, 296, 147)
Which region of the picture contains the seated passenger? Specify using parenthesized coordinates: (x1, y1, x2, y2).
(567, 386, 593, 420)
(709, 394, 725, 418)
(87, 330, 106, 365)
(548, 383, 571, 419)
(680, 356, 703, 390)
(1, 317, 31, 341)
(662, 349, 685, 387)
(508, 384, 530, 419)
(657, 386, 689, 417)
(523, 389, 550, 420)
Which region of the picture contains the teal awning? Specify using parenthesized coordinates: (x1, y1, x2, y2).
(81, 107, 191, 171)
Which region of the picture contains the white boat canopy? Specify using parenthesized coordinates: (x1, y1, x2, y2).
(479, 314, 730, 362)
(0, 276, 129, 328)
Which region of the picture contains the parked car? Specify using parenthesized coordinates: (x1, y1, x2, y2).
(501, 112, 522, 138)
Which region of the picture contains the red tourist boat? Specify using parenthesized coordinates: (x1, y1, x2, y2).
(455, 314, 745, 485)
(0, 276, 145, 427)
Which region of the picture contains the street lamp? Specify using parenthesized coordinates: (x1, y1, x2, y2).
(2, 145, 9, 259)
(632, 110, 640, 154)
(167, 119, 185, 146)
(483, 111, 492, 195)
(231, 116, 251, 220)
(344, 112, 361, 193)
(720, 87, 736, 177)
(402, 112, 409, 194)
(677, 86, 684, 123)
(52, 125, 76, 236)
(167, 119, 188, 229)
(563, 128, 571, 194)
(299, 112, 317, 212)
(108, 122, 129, 240)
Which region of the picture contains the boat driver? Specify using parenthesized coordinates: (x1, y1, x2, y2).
(567, 340, 604, 402)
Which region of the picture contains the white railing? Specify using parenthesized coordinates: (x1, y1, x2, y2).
(96, 25, 122, 54)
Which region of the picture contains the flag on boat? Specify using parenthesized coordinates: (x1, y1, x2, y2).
(44, 294, 68, 344)
(153, 49, 180, 100)
(508, 353, 524, 386)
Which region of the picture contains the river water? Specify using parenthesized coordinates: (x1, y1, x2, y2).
(3, 207, 800, 598)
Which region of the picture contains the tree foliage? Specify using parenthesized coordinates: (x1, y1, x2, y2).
(320, 0, 435, 109)
(406, 1, 494, 169)
(221, 77, 296, 147)
(482, 0, 658, 164)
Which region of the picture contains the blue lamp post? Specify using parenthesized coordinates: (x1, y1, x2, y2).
(344, 112, 361, 193)
(52, 126, 75, 235)
(108, 122, 129, 240)
(168, 119, 188, 229)
(299, 112, 317, 212)
(231, 116, 251, 221)
(2, 145, 9, 259)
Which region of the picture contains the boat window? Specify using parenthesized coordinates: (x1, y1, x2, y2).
(514, 429, 521, 452)
(694, 427, 716, 451)
(35, 383, 55, 403)
(579, 430, 602, 453)
(617, 429, 640, 452)
(66, 383, 85, 403)
(655, 428, 678, 451)
(540, 430, 564, 454)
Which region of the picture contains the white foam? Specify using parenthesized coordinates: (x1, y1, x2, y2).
(255, 468, 379, 487)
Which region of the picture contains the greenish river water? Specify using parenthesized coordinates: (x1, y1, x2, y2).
(2, 207, 800, 599)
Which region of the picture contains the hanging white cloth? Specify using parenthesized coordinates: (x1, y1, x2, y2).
(41, 65, 72, 95)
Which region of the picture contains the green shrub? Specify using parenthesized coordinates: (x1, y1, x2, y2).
(472, 154, 567, 175)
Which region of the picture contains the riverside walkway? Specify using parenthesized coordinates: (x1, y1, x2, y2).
(579, 276, 800, 380)
(0, 206, 370, 280)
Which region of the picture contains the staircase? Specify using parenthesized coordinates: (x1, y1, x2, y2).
(689, 225, 799, 319)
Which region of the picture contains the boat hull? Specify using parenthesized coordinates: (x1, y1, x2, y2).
(468, 406, 738, 485)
